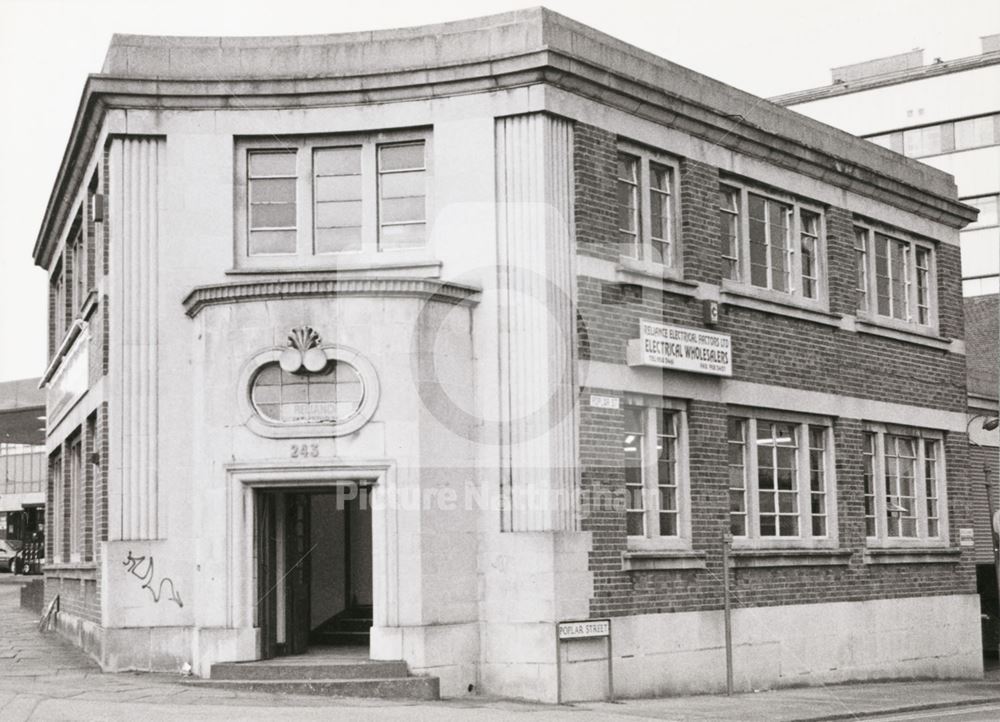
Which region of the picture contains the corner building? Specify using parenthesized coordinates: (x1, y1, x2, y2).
(34, 9, 981, 702)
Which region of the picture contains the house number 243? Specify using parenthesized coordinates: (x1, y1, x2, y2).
(290, 443, 319, 458)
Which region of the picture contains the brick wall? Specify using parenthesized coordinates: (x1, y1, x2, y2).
(678, 158, 721, 284)
(573, 121, 975, 617)
(574, 123, 618, 262)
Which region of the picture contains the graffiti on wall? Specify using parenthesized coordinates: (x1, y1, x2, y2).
(123, 550, 184, 608)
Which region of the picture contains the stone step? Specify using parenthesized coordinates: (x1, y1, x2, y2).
(210, 659, 407, 680)
(188, 676, 440, 700)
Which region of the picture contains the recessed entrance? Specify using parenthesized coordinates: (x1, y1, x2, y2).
(255, 486, 373, 659)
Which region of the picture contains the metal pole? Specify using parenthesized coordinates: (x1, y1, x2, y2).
(722, 531, 734, 696)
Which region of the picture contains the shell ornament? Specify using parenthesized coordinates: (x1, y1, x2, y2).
(279, 326, 327, 374)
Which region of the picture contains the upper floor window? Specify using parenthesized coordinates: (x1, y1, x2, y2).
(616, 148, 679, 268)
(854, 223, 936, 328)
(50, 261, 65, 351)
(718, 183, 824, 302)
(862, 426, 947, 545)
(623, 401, 690, 548)
(865, 112, 1000, 158)
(237, 132, 429, 268)
(727, 413, 836, 546)
(964, 194, 999, 230)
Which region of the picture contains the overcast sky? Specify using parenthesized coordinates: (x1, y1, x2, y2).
(1, 0, 997, 382)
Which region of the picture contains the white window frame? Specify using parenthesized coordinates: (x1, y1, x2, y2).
(862, 424, 949, 548)
(623, 397, 691, 551)
(234, 129, 432, 270)
(854, 221, 938, 333)
(718, 180, 827, 309)
(616, 144, 682, 274)
(727, 409, 838, 549)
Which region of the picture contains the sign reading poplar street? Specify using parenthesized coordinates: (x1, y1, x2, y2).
(627, 320, 732, 377)
(558, 619, 611, 640)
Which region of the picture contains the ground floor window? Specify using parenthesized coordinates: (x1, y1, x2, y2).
(727, 411, 836, 546)
(623, 398, 690, 549)
(862, 425, 946, 544)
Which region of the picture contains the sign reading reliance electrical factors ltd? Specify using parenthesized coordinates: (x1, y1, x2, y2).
(557, 619, 611, 640)
(626, 320, 732, 377)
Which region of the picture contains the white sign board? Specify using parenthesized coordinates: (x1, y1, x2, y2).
(960, 527, 975, 547)
(589, 395, 620, 410)
(558, 619, 610, 640)
(627, 320, 732, 377)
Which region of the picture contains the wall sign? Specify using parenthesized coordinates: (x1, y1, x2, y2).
(627, 320, 732, 377)
(557, 619, 611, 639)
(589, 395, 620, 410)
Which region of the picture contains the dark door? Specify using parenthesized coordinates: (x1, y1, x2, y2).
(285, 492, 312, 656)
(256, 491, 278, 660)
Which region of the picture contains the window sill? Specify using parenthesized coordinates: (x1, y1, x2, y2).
(226, 258, 442, 279)
(854, 318, 952, 351)
(622, 549, 707, 571)
(863, 547, 961, 565)
(730, 548, 853, 568)
(44, 562, 98, 575)
(720, 282, 840, 327)
(615, 256, 698, 297)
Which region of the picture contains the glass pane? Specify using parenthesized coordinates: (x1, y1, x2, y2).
(650, 165, 671, 192)
(650, 190, 670, 241)
(617, 183, 637, 230)
(250, 151, 296, 176)
(249, 229, 296, 255)
(729, 490, 745, 513)
(250, 177, 295, 203)
(381, 196, 426, 224)
(659, 512, 677, 537)
(890, 240, 907, 320)
(760, 516, 776, 536)
(315, 146, 361, 175)
(759, 493, 775, 513)
(749, 195, 767, 287)
(379, 222, 425, 249)
(730, 516, 746, 537)
(875, 235, 890, 315)
(769, 202, 790, 292)
(379, 143, 424, 171)
(251, 202, 296, 229)
(316, 227, 362, 254)
(778, 516, 798, 536)
(315, 175, 362, 202)
(617, 154, 638, 181)
(626, 512, 644, 536)
(778, 491, 796, 513)
(380, 171, 425, 199)
(316, 200, 363, 228)
(812, 516, 826, 537)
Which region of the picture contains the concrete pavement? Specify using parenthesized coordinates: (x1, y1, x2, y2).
(2, 574, 1000, 720)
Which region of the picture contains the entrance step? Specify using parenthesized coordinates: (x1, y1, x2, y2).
(188, 675, 440, 700)
(199, 655, 439, 700)
(210, 659, 408, 681)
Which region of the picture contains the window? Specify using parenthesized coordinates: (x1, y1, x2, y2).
(68, 434, 82, 561)
(616, 149, 679, 267)
(854, 222, 936, 328)
(727, 413, 836, 545)
(964, 195, 999, 230)
(954, 115, 998, 150)
(237, 133, 429, 266)
(50, 260, 65, 350)
(862, 426, 947, 544)
(49, 451, 62, 564)
(854, 227, 870, 312)
(251, 361, 364, 424)
(623, 403, 689, 547)
(718, 182, 824, 302)
(719, 185, 740, 281)
(865, 113, 999, 158)
(70, 225, 85, 313)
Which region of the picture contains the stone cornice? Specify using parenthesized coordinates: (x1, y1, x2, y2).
(181, 276, 481, 318)
(34, 8, 977, 268)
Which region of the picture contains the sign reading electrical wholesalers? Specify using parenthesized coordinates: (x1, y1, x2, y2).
(627, 320, 732, 377)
